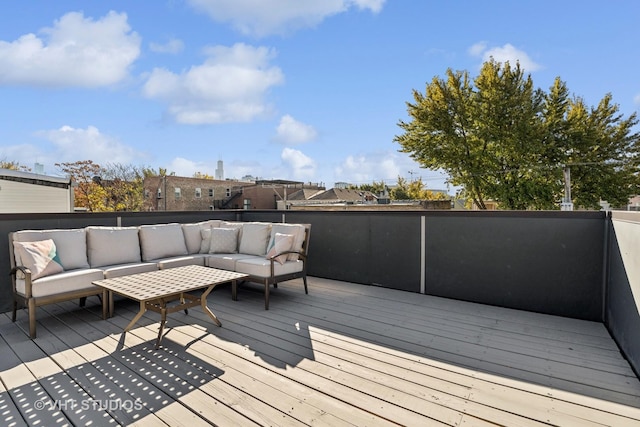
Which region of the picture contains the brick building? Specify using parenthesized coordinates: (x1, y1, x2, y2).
(142, 176, 253, 211)
(142, 176, 325, 211)
(225, 180, 326, 210)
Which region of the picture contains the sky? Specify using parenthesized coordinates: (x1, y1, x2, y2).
(1, 1, 639, 192)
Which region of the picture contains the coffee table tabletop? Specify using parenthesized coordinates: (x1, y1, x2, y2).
(94, 265, 247, 302)
(93, 265, 248, 348)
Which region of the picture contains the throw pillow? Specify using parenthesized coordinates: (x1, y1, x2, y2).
(14, 239, 64, 280)
(209, 227, 240, 254)
(266, 233, 294, 265)
(269, 224, 306, 261)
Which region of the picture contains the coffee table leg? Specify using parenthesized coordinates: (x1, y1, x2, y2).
(108, 291, 114, 318)
(181, 293, 188, 315)
(102, 289, 108, 319)
(155, 304, 167, 349)
(124, 300, 147, 332)
(200, 285, 222, 327)
(232, 280, 238, 301)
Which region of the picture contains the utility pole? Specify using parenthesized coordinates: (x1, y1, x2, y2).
(560, 165, 573, 211)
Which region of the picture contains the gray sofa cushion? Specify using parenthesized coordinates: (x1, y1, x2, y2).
(157, 254, 208, 269)
(239, 222, 272, 256)
(101, 262, 158, 279)
(15, 268, 105, 298)
(235, 257, 303, 278)
(87, 226, 141, 268)
(206, 253, 255, 271)
(139, 223, 188, 261)
(12, 228, 90, 270)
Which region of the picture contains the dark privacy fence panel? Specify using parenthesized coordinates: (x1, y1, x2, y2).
(0, 210, 605, 321)
(423, 211, 605, 321)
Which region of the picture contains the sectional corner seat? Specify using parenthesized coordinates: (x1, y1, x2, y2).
(9, 220, 311, 338)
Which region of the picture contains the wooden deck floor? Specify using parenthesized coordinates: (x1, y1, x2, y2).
(1, 277, 639, 426)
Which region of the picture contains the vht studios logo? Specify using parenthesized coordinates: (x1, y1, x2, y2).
(34, 398, 144, 411)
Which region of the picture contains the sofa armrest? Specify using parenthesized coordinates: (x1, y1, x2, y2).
(265, 250, 307, 277)
(10, 266, 33, 297)
(266, 250, 307, 262)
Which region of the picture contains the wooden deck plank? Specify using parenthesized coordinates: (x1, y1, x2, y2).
(264, 280, 640, 394)
(202, 299, 551, 426)
(2, 276, 639, 427)
(250, 285, 640, 402)
(30, 305, 208, 427)
(233, 280, 640, 415)
(0, 315, 119, 426)
(302, 278, 627, 362)
(212, 287, 640, 426)
(41, 301, 264, 427)
(109, 300, 455, 426)
(307, 277, 617, 344)
(50, 298, 390, 427)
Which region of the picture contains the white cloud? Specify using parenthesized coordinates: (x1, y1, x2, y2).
(634, 93, 640, 105)
(468, 42, 487, 57)
(187, 0, 385, 37)
(0, 11, 140, 87)
(149, 38, 184, 54)
(334, 151, 400, 184)
(281, 148, 316, 180)
(142, 43, 284, 124)
(469, 42, 541, 72)
(333, 151, 450, 188)
(166, 157, 206, 177)
(274, 115, 317, 144)
(35, 125, 145, 164)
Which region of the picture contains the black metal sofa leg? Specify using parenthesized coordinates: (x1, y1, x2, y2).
(264, 282, 270, 310)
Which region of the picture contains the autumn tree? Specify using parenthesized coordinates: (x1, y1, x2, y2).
(56, 160, 106, 211)
(395, 59, 640, 209)
(143, 167, 175, 177)
(193, 172, 214, 179)
(56, 160, 146, 212)
(1, 159, 30, 171)
(101, 163, 145, 211)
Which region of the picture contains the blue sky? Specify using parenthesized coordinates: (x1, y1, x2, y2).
(1, 1, 638, 191)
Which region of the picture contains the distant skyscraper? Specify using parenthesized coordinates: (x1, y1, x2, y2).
(215, 160, 224, 180)
(34, 163, 44, 174)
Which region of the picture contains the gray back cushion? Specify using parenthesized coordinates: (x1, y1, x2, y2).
(12, 228, 89, 270)
(87, 226, 141, 267)
(139, 223, 188, 261)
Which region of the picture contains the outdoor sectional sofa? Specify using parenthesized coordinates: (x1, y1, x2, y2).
(9, 220, 311, 338)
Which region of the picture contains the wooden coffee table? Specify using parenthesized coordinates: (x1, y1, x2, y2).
(93, 265, 248, 348)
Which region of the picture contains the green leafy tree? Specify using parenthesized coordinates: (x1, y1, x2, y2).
(389, 177, 411, 200)
(395, 59, 639, 209)
(389, 176, 450, 200)
(353, 180, 387, 196)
